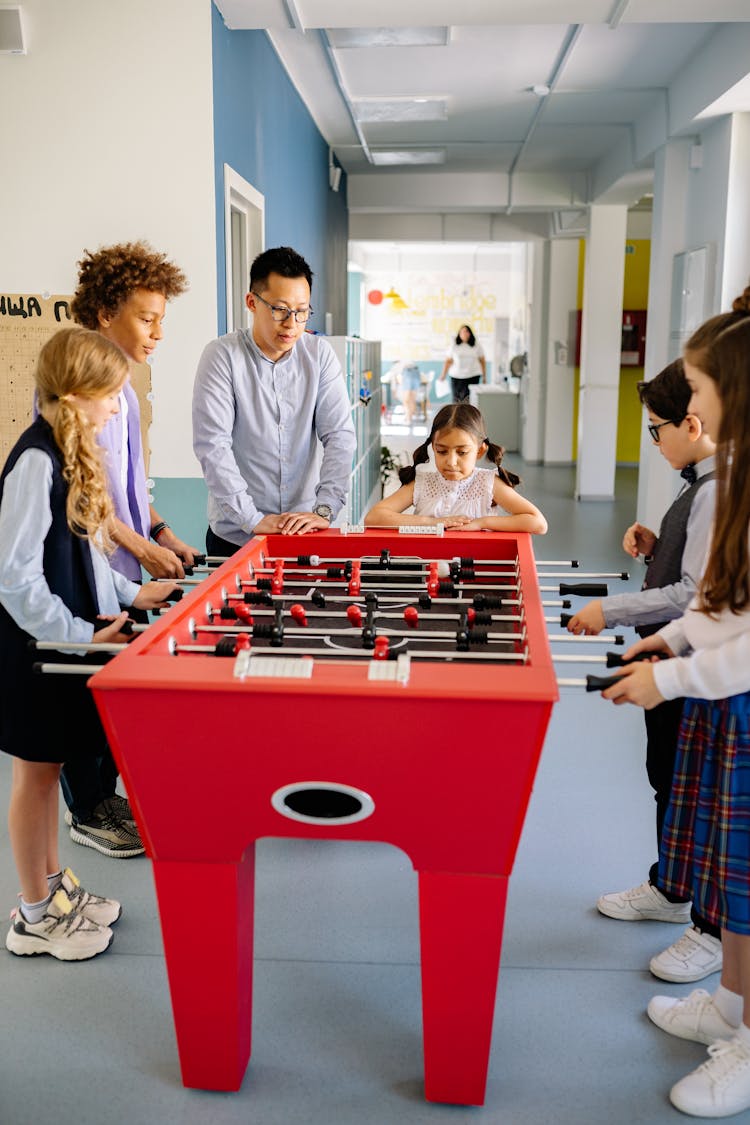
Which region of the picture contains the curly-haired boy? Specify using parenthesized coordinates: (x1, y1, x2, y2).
(60, 240, 199, 859)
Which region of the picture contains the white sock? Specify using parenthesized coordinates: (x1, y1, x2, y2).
(47, 870, 63, 894)
(713, 984, 743, 1028)
(19, 893, 52, 924)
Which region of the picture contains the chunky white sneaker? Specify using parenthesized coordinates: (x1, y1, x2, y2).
(596, 880, 692, 922)
(648, 989, 738, 1045)
(6, 889, 113, 961)
(59, 868, 121, 927)
(650, 927, 723, 983)
(670, 1037, 750, 1117)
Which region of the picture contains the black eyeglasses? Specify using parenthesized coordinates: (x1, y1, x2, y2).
(647, 418, 683, 443)
(251, 291, 313, 324)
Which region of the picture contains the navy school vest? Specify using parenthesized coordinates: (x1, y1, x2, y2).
(636, 469, 716, 638)
(0, 417, 100, 626)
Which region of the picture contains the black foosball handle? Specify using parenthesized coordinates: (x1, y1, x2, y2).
(586, 673, 623, 692)
(559, 583, 608, 596)
(164, 588, 183, 602)
(606, 650, 667, 668)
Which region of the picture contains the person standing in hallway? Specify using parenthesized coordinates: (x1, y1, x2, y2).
(567, 359, 719, 985)
(603, 302, 750, 1119)
(60, 240, 199, 858)
(438, 324, 486, 403)
(192, 245, 356, 556)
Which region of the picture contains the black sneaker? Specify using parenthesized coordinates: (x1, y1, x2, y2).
(70, 805, 144, 858)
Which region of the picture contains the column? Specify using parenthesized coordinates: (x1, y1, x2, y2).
(575, 204, 627, 500)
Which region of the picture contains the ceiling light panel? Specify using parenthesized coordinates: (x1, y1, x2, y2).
(353, 98, 448, 123)
(370, 149, 446, 165)
(328, 27, 449, 48)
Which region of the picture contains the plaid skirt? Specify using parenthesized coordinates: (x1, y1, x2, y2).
(658, 693, 750, 934)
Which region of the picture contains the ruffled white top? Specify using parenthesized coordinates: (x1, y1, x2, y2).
(412, 467, 499, 519)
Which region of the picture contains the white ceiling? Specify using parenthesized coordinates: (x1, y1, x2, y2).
(214, 1, 750, 218)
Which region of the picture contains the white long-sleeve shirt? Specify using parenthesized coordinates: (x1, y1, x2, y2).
(654, 587, 750, 702)
(0, 448, 140, 648)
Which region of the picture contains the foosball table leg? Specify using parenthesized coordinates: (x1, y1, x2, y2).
(152, 850, 256, 1091)
(418, 870, 508, 1106)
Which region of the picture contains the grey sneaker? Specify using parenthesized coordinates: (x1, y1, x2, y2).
(650, 926, 723, 983)
(70, 805, 144, 858)
(596, 880, 691, 923)
(6, 889, 113, 961)
(648, 988, 738, 1045)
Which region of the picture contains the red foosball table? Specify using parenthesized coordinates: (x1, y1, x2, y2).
(90, 529, 558, 1105)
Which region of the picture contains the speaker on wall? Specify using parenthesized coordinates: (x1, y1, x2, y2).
(0, 7, 25, 54)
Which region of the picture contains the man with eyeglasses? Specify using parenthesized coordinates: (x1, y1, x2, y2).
(192, 246, 356, 555)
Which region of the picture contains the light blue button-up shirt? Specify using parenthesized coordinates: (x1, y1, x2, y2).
(192, 329, 356, 545)
(0, 449, 140, 649)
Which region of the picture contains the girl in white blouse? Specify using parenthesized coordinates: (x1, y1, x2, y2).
(603, 303, 750, 1119)
(365, 403, 547, 534)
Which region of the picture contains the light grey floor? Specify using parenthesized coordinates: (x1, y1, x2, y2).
(0, 429, 731, 1124)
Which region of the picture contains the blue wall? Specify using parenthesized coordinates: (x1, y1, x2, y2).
(211, 5, 349, 336)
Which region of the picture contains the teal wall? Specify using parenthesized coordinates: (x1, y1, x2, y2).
(211, 6, 349, 336)
(152, 478, 210, 552)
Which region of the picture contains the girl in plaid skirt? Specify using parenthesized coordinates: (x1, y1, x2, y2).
(604, 299, 750, 1118)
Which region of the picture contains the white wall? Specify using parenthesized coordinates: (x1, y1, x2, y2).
(0, 0, 217, 477)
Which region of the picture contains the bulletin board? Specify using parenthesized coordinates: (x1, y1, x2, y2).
(0, 292, 152, 467)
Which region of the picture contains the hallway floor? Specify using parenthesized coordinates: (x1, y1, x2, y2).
(0, 445, 728, 1125)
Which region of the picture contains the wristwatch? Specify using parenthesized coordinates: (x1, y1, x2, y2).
(313, 503, 333, 522)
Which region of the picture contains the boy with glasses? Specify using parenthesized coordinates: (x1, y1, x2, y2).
(567, 359, 721, 985)
(192, 246, 356, 555)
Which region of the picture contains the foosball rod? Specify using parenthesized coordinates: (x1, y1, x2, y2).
(260, 552, 582, 570)
(249, 564, 627, 581)
(33, 663, 112, 675)
(31, 641, 126, 654)
(167, 639, 529, 662)
(189, 622, 527, 644)
(234, 577, 611, 598)
(558, 674, 625, 692)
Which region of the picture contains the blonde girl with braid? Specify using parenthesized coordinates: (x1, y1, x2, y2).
(0, 327, 177, 962)
(365, 403, 547, 533)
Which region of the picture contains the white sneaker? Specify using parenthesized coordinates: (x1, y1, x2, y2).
(58, 867, 121, 928)
(648, 989, 738, 1045)
(6, 889, 113, 961)
(670, 1037, 750, 1117)
(596, 880, 692, 923)
(650, 927, 723, 983)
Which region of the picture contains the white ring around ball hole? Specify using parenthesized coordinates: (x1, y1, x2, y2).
(270, 781, 376, 825)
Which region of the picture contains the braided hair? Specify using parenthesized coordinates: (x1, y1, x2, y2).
(398, 403, 520, 488)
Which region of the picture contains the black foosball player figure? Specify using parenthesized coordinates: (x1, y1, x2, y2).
(364, 403, 547, 533)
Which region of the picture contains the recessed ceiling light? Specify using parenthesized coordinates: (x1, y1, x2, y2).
(354, 98, 448, 123)
(371, 150, 446, 166)
(328, 27, 449, 48)
(529, 84, 551, 97)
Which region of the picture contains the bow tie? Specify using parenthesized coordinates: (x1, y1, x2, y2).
(681, 464, 697, 485)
